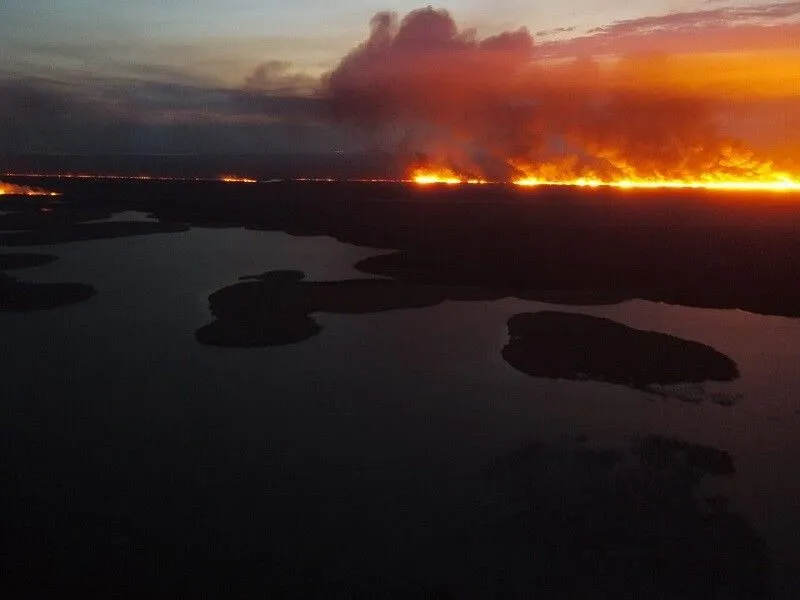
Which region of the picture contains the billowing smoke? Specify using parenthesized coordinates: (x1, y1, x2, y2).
(324, 8, 536, 177)
(324, 7, 796, 182)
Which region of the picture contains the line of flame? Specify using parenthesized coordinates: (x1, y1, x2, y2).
(511, 177, 800, 192)
(4, 172, 800, 193)
(2, 173, 259, 184)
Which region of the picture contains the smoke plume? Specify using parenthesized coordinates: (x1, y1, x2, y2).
(324, 7, 797, 182)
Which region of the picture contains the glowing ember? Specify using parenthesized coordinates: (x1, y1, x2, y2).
(0, 180, 59, 196)
(219, 176, 257, 184)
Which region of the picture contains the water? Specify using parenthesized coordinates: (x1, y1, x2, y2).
(2, 218, 800, 597)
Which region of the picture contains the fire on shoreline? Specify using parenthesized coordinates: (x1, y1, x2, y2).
(0, 180, 59, 196)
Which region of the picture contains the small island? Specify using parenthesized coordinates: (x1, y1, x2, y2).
(502, 311, 739, 391)
(0, 253, 58, 271)
(196, 269, 497, 347)
(0, 273, 96, 311)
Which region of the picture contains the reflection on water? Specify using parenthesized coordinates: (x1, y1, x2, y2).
(2, 227, 800, 597)
(430, 435, 769, 598)
(81, 210, 158, 224)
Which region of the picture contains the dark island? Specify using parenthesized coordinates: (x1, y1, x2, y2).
(0, 199, 189, 246)
(196, 269, 499, 347)
(0, 253, 58, 270)
(0, 272, 96, 311)
(502, 311, 739, 392)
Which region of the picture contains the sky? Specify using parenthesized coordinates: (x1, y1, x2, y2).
(1, 1, 798, 162)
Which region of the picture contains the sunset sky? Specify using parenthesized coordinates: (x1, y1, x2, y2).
(1, 1, 798, 158)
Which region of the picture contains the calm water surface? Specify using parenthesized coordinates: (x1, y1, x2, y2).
(3, 220, 800, 596)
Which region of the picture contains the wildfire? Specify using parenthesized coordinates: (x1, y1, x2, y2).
(408, 167, 488, 185)
(0, 180, 59, 196)
(219, 176, 257, 184)
(406, 167, 800, 192)
(499, 141, 800, 192)
(510, 158, 800, 192)
(511, 178, 800, 192)
(4, 169, 800, 193)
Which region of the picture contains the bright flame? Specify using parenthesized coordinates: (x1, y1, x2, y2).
(509, 147, 800, 192)
(0, 180, 59, 196)
(4, 170, 800, 193)
(512, 177, 800, 192)
(407, 164, 800, 192)
(410, 167, 462, 185)
(219, 176, 257, 184)
(408, 167, 487, 185)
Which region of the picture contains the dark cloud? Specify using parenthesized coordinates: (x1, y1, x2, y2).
(541, 2, 800, 57)
(0, 71, 338, 155)
(534, 26, 575, 37)
(587, 1, 800, 36)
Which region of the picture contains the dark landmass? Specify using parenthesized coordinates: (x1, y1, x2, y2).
(502, 311, 739, 396)
(0, 199, 174, 308)
(0, 204, 116, 230)
(196, 269, 498, 347)
(354, 240, 800, 317)
(83, 180, 800, 316)
(0, 253, 58, 270)
(0, 221, 190, 246)
(198, 277, 741, 405)
(3, 178, 800, 316)
(0, 272, 95, 311)
(429, 435, 769, 599)
(0, 229, 96, 311)
(0, 197, 189, 246)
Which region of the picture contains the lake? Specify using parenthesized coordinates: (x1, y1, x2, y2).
(2, 198, 800, 598)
